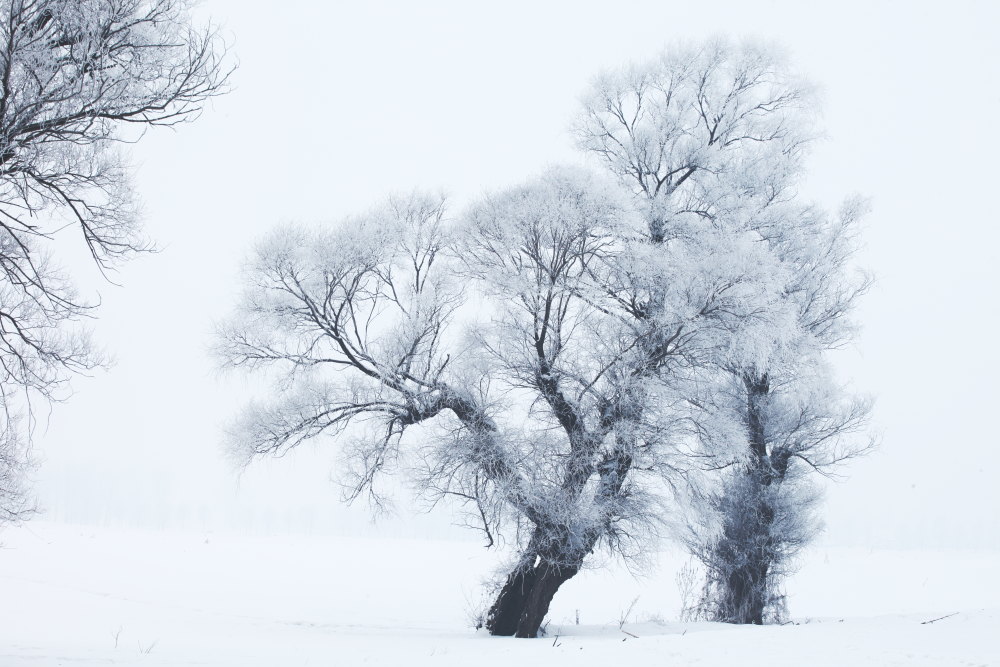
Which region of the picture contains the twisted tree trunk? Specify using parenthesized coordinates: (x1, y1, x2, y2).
(484, 447, 633, 638)
(485, 533, 588, 638)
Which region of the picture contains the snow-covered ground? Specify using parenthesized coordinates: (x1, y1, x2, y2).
(1, 521, 997, 666)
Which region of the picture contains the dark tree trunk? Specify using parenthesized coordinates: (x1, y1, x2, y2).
(516, 561, 580, 637)
(721, 556, 770, 624)
(483, 398, 634, 638)
(710, 372, 786, 625)
(485, 555, 539, 637)
(485, 550, 583, 638)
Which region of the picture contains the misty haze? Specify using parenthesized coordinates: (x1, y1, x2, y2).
(0, 1, 997, 665)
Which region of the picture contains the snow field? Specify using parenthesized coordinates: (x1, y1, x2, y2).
(1, 521, 997, 666)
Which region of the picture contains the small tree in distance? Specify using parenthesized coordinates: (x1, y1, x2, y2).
(0, 0, 231, 527)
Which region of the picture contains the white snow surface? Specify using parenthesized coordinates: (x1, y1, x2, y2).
(1, 521, 997, 666)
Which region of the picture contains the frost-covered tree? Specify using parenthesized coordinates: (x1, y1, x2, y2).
(221, 35, 872, 636)
(679, 201, 874, 624)
(452, 167, 767, 637)
(0, 0, 230, 525)
(0, 405, 30, 523)
(576, 37, 873, 624)
(576, 37, 813, 246)
(217, 165, 776, 637)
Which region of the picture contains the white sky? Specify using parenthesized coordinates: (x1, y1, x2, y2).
(29, 0, 1000, 548)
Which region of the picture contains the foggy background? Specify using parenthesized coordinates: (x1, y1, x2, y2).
(29, 0, 1000, 549)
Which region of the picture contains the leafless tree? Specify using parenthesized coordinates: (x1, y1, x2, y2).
(577, 37, 873, 624)
(0, 405, 30, 523)
(219, 161, 775, 637)
(681, 202, 875, 625)
(221, 35, 872, 637)
(218, 153, 791, 636)
(0, 0, 231, 526)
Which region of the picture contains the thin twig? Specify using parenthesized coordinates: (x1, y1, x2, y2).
(921, 612, 958, 625)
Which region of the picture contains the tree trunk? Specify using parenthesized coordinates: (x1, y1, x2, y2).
(711, 372, 782, 625)
(516, 560, 581, 637)
(483, 412, 632, 637)
(485, 556, 539, 637)
(485, 522, 594, 638)
(721, 556, 770, 624)
(485, 552, 583, 638)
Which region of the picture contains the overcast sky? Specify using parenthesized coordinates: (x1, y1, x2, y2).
(29, 0, 1000, 549)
